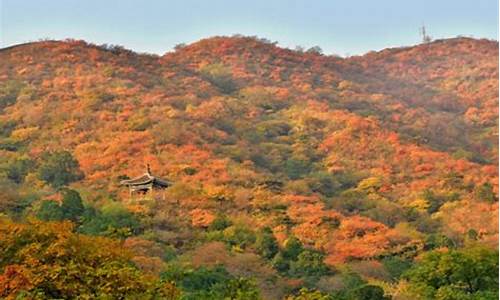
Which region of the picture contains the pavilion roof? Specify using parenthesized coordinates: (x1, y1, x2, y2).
(120, 172, 172, 188)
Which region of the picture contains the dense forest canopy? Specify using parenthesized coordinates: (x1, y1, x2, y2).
(0, 35, 498, 299)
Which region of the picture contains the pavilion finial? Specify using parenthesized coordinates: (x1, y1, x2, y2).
(146, 164, 151, 175)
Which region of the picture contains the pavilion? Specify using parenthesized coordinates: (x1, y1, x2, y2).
(120, 165, 172, 197)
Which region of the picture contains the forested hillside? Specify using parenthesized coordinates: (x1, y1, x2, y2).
(0, 36, 498, 299)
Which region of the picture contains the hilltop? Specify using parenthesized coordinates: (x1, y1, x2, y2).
(0, 36, 498, 299)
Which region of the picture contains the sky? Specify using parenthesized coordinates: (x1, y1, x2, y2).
(1, 0, 498, 56)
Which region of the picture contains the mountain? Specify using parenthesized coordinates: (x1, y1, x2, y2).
(0, 36, 498, 299)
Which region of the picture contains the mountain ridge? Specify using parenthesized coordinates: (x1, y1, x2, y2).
(0, 34, 498, 299)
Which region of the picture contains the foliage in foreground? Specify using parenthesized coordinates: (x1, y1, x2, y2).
(0, 218, 179, 299)
(403, 246, 499, 300)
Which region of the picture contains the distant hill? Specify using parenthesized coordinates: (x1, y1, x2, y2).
(0, 36, 498, 299)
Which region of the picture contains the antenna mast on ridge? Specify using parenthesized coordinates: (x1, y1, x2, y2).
(420, 24, 432, 43)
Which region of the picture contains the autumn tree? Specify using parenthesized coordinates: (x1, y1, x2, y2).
(0, 218, 179, 299)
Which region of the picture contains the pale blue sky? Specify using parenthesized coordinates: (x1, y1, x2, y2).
(1, 0, 498, 56)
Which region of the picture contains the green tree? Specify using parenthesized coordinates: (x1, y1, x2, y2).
(340, 272, 365, 290)
(306, 46, 323, 55)
(271, 252, 290, 273)
(382, 257, 413, 281)
(404, 246, 499, 299)
(282, 236, 304, 260)
(79, 202, 140, 238)
(349, 285, 388, 300)
(286, 288, 333, 300)
(255, 227, 279, 260)
(223, 225, 256, 249)
(308, 172, 338, 197)
(424, 233, 455, 250)
(37, 151, 84, 188)
(285, 158, 311, 180)
(5, 157, 34, 184)
(199, 63, 238, 94)
(209, 277, 260, 300)
(328, 272, 389, 300)
(209, 214, 232, 231)
(0, 80, 24, 109)
(161, 265, 259, 300)
(36, 200, 63, 221)
(289, 250, 331, 277)
(60, 189, 85, 222)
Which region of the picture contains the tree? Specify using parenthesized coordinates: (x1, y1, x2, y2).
(271, 252, 290, 273)
(209, 214, 232, 231)
(211, 277, 260, 300)
(0, 80, 24, 109)
(328, 272, 389, 300)
(404, 246, 499, 299)
(222, 225, 256, 250)
(199, 63, 238, 94)
(308, 172, 338, 197)
(60, 189, 85, 222)
(424, 234, 455, 250)
(35, 190, 85, 223)
(79, 202, 141, 238)
(37, 151, 84, 188)
(255, 227, 279, 260)
(0, 218, 179, 299)
(285, 288, 333, 300)
(161, 265, 259, 300)
(350, 285, 388, 300)
(475, 182, 497, 202)
(5, 157, 34, 184)
(0, 180, 24, 215)
(306, 46, 323, 55)
(289, 250, 331, 277)
(174, 43, 187, 51)
(285, 158, 311, 180)
(382, 257, 413, 281)
(36, 200, 64, 221)
(282, 236, 304, 260)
